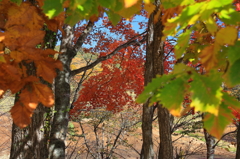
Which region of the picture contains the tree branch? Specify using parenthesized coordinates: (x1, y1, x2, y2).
(70, 33, 146, 77)
(73, 21, 94, 52)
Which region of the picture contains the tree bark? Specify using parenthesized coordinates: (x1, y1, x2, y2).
(48, 25, 75, 159)
(140, 4, 155, 159)
(158, 105, 173, 159)
(10, 104, 48, 159)
(204, 129, 215, 159)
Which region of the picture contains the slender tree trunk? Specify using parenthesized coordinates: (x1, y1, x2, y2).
(48, 21, 94, 158)
(141, 102, 154, 159)
(140, 5, 155, 159)
(48, 25, 74, 159)
(204, 129, 215, 159)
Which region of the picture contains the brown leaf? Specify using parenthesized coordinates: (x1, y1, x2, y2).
(19, 86, 39, 111)
(10, 101, 33, 128)
(35, 60, 57, 83)
(32, 82, 54, 107)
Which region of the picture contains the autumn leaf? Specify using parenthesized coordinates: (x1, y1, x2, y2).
(124, 0, 138, 8)
(199, 45, 218, 71)
(32, 82, 54, 107)
(144, 2, 155, 15)
(10, 51, 26, 63)
(0, 33, 5, 42)
(19, 85, 39, 111)
(10, 101, 33, 128)
(203, 102, 233, 139)
(35, 60, 57, 83)
(215, 26, 237, 45)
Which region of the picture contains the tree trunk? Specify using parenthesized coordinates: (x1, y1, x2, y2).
(158, 105, 173, 159)
(10, 104, 48, 159)
(48, 21, 93, 158)
(48, 25, 75, 159)
(140, 4, 155, 159)
(204, 129, 215, 159)
(141, 101, 155, 159)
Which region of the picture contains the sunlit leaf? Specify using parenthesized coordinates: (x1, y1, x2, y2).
(190, 70, 223, 116)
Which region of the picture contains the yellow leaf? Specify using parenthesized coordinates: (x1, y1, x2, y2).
(199, 45, 218, 71)
(216, 26, 237, 45)
(144, 3, 155, 15)
(124, 0, 138, 8)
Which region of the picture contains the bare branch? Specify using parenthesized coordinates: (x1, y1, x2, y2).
(213, 129, 237, 149)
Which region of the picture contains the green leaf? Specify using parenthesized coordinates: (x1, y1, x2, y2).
(220, 8, 240, 25)
(228, 59, 240, 85)
(175, 29, 192, 59)
(222, 92, 240, 110)
(172, 63, 191, 75)
(136, 74, 174, 103)
(107, 11, 121, 26)
(204, 17, 218, 34)
(159, 74, 189, 116)
(190, 70, 223, 115)
(227, 41, 240, 64)
(162, 0, 194, 9)
(99, 0, 115, 8)
(42, 0, 64, 19)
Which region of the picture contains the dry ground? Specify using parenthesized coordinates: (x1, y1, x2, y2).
(0, 114, 236, 159)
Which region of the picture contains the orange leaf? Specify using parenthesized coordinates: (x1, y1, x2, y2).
(19, 86, 39, 111)
(35, 60, 57, 83)
(10, 51, 26, 63)
(124, 0, 138, 8)
(32, 82, 54, 107)
(0, 32, 5, 42)
(10, 101, 33, 128)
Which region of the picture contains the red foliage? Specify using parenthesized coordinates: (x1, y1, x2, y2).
(229, 107, 240, 124)
(72, 44, 144, 113)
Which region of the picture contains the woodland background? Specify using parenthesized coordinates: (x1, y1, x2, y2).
(0, 0, 240, 159)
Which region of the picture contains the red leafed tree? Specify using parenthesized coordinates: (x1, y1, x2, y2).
(72, 43, 144, 113)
